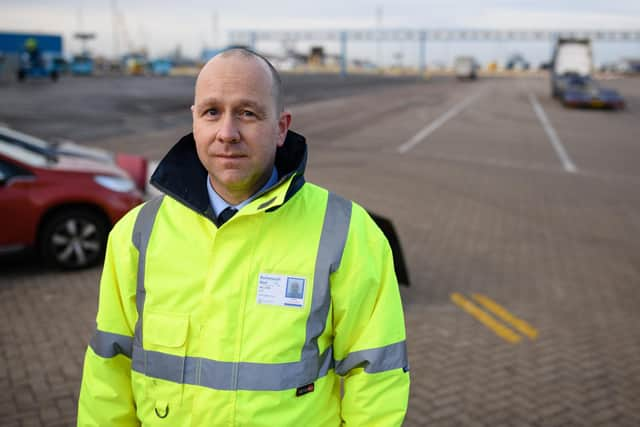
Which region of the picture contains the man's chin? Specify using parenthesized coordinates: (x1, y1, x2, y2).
(211, 174, 253, 194)
(219, 171, 249, 185)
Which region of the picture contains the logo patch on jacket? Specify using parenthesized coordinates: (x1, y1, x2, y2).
(296, 383, 314, 396)
(257, 273, 306, 308)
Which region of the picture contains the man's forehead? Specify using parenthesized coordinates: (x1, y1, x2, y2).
(197, 54, 272, 88)
(197, 58, 271, 96)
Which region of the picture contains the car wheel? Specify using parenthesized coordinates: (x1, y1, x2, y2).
(39, 209, 108, 270)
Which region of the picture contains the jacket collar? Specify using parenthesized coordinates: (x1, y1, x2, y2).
(150, 130, 308, 219)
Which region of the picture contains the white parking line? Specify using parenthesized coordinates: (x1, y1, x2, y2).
(397, 89, 484, 154)
(528, 93, 577, 174)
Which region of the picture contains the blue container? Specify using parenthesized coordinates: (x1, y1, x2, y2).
(150, 59, 172, 76)
(0, 32, 63, 55)
(70, 55, 93, 75)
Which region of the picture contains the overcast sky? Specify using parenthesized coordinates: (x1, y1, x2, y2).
(2, 1, 640, 65)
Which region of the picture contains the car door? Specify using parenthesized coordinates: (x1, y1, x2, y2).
(0, 157, 38, 250)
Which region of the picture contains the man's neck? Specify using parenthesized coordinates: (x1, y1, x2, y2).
(209, 167, 278, 207)
(214, 185, 260, 206)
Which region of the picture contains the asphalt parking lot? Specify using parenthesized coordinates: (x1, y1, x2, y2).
(1, 73, 640, 426)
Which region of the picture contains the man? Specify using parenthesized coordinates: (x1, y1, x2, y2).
(78, 48, 409, 426)
(23, 37, 41, 68)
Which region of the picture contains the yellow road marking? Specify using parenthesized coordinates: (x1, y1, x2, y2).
(450, 293, 522, 344)
(472, 294, 539, 340)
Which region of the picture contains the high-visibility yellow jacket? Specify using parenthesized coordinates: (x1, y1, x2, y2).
(78, 130, 410, 426)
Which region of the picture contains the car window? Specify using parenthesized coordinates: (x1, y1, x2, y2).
(0, 161, 8, 181)
(0, 158, 32, 181)
(0, 140, 49, 167)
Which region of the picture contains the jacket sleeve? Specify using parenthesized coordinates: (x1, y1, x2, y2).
(331, 204, 410, 426)
(77, 209, 141, 426)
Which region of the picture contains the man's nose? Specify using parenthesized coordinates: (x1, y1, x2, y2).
(217, 114, 240, 143)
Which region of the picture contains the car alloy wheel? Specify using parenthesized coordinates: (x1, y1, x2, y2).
(40, 209, 108, 269)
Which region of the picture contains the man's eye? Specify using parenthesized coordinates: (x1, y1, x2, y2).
(205, 109, 219, 116)
(241, 110, 256, 117)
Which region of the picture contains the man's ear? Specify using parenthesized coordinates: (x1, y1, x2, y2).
(277, 111, 292, 147)
(190, 105, 195, 113)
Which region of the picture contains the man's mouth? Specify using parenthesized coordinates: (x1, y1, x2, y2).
(215, 153, 247, 158)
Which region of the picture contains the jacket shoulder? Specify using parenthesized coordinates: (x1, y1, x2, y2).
(299, 181, 329, 197)
(301, 183, 377, 229)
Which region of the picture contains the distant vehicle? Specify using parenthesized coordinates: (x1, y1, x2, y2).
(627, 59, 640, 74)
(70, 55, 94, 76)
(0, 134, 143, 269)
(51, 56, 68, 75)
(558, 75, 625, 109)
(0, 127, 149, 192)
(123, 54, 148, 75)
(539, 61, 551, 71)
(550, 38, 625, 109)
(150, 59, 172, 76)
(454, 56, 479, 80)
(614, 58, 640, 74)
(17, 52, 59, 82)
(506, 54, 530, 71)
(550, 38, 593, 98)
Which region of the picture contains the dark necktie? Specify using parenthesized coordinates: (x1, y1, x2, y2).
(218, 207, 237, 226)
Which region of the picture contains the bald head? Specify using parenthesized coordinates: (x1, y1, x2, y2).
(196, 48, 284, 113)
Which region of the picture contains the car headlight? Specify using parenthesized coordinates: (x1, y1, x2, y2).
(94, 175, 136, 193)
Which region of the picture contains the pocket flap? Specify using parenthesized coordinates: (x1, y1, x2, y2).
(144, 311, 189, 348)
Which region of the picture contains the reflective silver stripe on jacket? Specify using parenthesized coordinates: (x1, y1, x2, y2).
(88, 198, 164, 361)
(130, 191, 354, 391)
(131, 345, 334, 391)
(131, 196, 164, 348)
(89, 329, 134, 359)
(301, 192, 352, 364)
(334, 341, 408, 375)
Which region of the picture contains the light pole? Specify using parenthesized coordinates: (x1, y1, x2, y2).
(376, 5, 383, 70)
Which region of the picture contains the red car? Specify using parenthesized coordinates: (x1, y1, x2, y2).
(0, 136, 144, 269)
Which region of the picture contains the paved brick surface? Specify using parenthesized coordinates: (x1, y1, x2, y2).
(0, 261, 99, 426)
(2, 75, 640, 426)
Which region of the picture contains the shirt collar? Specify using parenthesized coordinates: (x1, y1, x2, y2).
(207, 167, 279, 218)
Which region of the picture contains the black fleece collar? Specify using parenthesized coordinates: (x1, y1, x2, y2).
(150, 130, 308, 217)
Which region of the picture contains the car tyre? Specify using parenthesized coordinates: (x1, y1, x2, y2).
(39, 208, 108, 270)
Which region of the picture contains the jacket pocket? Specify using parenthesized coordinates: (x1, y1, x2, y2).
(144, 311, 189, 351)
(140, 311, 190, 424)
